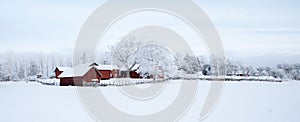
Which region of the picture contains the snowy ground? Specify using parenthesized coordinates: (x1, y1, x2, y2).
(0, 80, 299, 122)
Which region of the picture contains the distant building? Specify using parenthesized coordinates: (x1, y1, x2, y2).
(54, 67, 72, 79)
(57, 63, 102, 86)
(55, 62, 144, 86)
(1, 74, 11, 81)
(119, 64, 141, 78)
(96, 65, 120, 80)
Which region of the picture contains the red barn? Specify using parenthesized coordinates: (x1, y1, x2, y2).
(119, 64, 141, 78)
(96, 65, 120, 80)
(129, 71, 140, 78)
(58, 63, 102, 86)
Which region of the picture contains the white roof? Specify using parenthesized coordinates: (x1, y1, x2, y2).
(58, 63, 96, 78)
(131, 64, 140, 70)
(96, 65, 119, 70)
(56, 67, 72, 71)
(120, 64, 140, 71)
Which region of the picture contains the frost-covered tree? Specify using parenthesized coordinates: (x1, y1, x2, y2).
(247, 66, 259, 76)
(0, 51, 75, 80)
(97, 51, 112, 65)
(18, 62, 26, 79)
(110, 36, 142, 71)
(0, 63, 3, 80)
(277, 63, 293, 78)
(2, 49, 14, 80)
(225, 60, 248, 76)
(291, 64, 300, 80)
(257, 67, 269, 76)
(131, 44, 178, 79)
(269, 68, 287, 79)
(38, 52, 45, 77)
(45, 55, 49, 78)
(181, 54, 203, 74)
(174, 53, 185, 71)
(28, 61, 38, 76)
(225, 59, 237, 75)
(210, 55, 226, 76)
(12, 61, 19, 80)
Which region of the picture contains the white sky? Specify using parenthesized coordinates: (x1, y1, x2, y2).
(1, 0, 300, 66)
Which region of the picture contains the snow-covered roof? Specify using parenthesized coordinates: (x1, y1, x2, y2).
(96, 65, 119, 70)
(56, 67, 72, 71)
(131, 64, 140, 71)
(120, 64, 140, 71)
(58, 63, 96, 78)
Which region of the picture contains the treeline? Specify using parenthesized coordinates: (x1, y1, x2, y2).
(178, 54, 300, 80)
(0, 50, 72, 81)
(0, 49, 299, 81)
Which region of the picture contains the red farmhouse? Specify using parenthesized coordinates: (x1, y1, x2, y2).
(57, 63, 102, 86)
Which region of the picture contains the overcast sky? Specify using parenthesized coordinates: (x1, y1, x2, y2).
(0, 0, 299, 66)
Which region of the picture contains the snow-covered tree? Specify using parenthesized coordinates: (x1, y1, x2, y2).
(225, 59, 237, 75)
(269, 68, 287, 79)
(291, 64, 300, 80)
(257, 67, 269, 76)
(110, 36, 142, 71)
(225, 59, 249, 76)
(28, 61, 38, 76)
(131, 44, 178, 79)
(38, 52, 45, 77)
(18, 61, 26, 79)
(97, 51, 112, 65)
(277, 63, 293, 78)
(210, 55, 226, 76)
(181, 54, 203, 74)
(0, 63, 3, 80)
(2, 49, 14, 80)
(247, 66, 259, 76)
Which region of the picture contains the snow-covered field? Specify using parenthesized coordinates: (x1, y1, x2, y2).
(0, 80, 299, 122)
